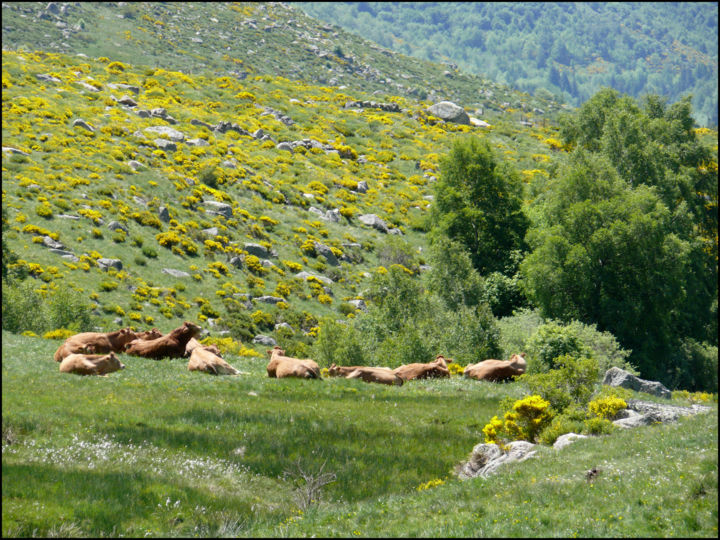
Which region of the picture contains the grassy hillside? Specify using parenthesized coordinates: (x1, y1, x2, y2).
(2, 331, 717, 537)
(1, 2, 563, 119)
(2, 45, 566, 353)
(297, 2, 719, 127)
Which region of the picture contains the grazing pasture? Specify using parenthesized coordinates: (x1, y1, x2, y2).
(2, 332, 717, 537)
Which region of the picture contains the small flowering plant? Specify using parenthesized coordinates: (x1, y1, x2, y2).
(482, 395, 553, 447)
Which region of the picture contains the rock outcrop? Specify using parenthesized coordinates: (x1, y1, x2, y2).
(603, 367, 672, 399)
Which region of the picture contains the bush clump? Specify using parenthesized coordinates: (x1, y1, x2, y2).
(482, 395, 553, 447)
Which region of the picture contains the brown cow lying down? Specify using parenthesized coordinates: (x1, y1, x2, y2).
(266, 346, 321, 379)
(184, 337, 222, 358)
(188, 346, 239, 375)
(464, 353, 527, 382)
(59, 352, 125, 376)
(124, 321, 202, 360)
(328, 363, 404, 386)
(54, 327, 138, 362)
(393, 356, 450, 381)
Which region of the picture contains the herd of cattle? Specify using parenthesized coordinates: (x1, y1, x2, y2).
(52, 321, 528, 384)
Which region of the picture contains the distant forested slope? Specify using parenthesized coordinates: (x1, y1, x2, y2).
(296, 2, 718, 127)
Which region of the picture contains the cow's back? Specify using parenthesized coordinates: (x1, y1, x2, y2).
(465, 359, 519, 381)
(188, 347, 238, 375)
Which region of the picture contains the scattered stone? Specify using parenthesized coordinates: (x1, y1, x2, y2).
(426, 101, 470, 125)
(161, 268, 190, 278)
(295, 271, 333, 285)
(274, 322, 294, 333)
(201, 227, 219, 237)
(244, 243, 276, 258)
(127, 160, 144, 171)
(156, 206, 169, 223)
(254, 296, 285, 305)
(456, 441, 537, 480)
(41, 236, 63, 249)
(36, 73, 62, 83)
(326, 208, 340, 222)
(2, 146, 30, 156)
(202, 201, 233, 219)
(117, 95, 137, 107)
(144, 126, 185, 141)
(107, 82, 140, 94)
(276, 142, 293, 152)
(106, 221, 128, 233)
(56, 214, 79, 220)
(348, 299, 367, 311)
(136, 109, 150, 118)
(72, 118, 94, 132)
(153, 139, 177, 151)
(613, 399, 712, 429)
(602, 367, 672, 399)
(469, 117, 491, 127)
(356, 180, 368, 193)
(97, 258, 122, 271)
(190, 118, 214, 129)
(186, 138, 209, 146)
(314, 242, 339, 266)
(344, 100, 400, 112)
(358, 214, 389, 233)
(214, 120, 248, 135)
(553, 433, 589, 450)
(60, 253, 80, 263)
(228, 256, 243, 268)
(77, 81, 101, 92)
(253, 335, 277, 346)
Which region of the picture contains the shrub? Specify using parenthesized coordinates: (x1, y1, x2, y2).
(667, 339, 718, 393)
(200, 303, 220, 319)
(482, 395, 553, 446)
(2, 281, 92, 334)
(537, 405, 587, 445)
(525, 322, 593, 373)
(587, 395, 627, 420)
(99, 281, 119, 291)
(43, 328, 76, 340)
(35, 202, 53, 219)
(48, 285, 93, 332)
(251, 309, 274, 330)
(518, 354, 601, 413)
(142, 245, 158, 258)
(313, 317, 366, 367)
(582, 417, 616, 436)
(481, 271, 527, 318)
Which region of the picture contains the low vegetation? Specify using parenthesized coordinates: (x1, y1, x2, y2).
(2, 332, 716, 537)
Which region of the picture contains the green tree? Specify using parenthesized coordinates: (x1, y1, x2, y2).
(432, 136, 529, 276)
(522, 149, 709, 385)
(424, 239, 483, 311)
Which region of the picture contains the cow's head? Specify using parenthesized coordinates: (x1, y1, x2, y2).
(107, 352, 125, 371)
(183, 321, 202, 336)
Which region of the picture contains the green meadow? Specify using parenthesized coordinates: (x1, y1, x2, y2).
(2, 332, 716, 537)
